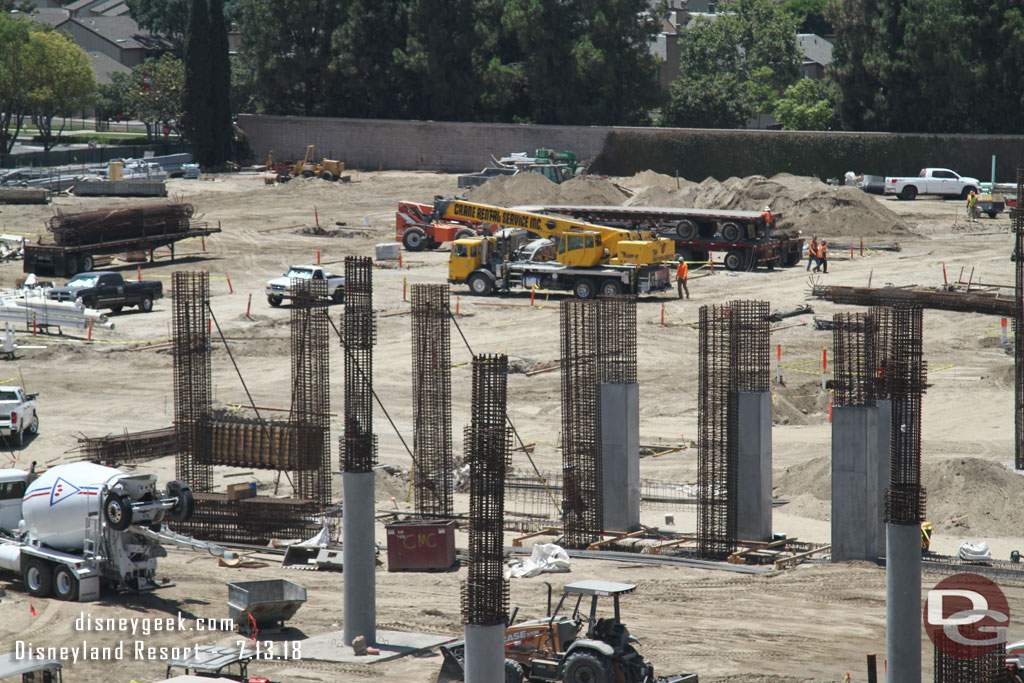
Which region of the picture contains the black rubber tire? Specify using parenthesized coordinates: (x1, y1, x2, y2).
(961, 186, 978, 200)
(139, 295, 153, 312)
(675, 219, 698, 240)
(103, 492, 133, 531)
(267, 295, 283, 307)
(563, 650, 613, 683)
(599, 279, 622, 297)
(301, 170, 314, 178)
(573, 278, 596, 299)
(988, 210, 998, 219)
(165, 481, 195, 523)
(454, 228, 476, 241)
(785, 247, 802, 267)
(720, 221, 743, 242)
(332, 287, 344, 303)
(504, 659, 524, 683)
(80, 254, 94, 272)
(24, 558, 52, 598)
(53, 565, 79, 601)
(468, 271, 495, 296)
(65, 255, 78, 276)
(277, 173, 291, 183)
(320, 170, 334, 181)
(111, 305, 123, 314)
(900, 185, 918, 201)
(27, 413, 38, 435)
(724, 250, 746, 271)
(83, 296, 97, 310)
(675, 247, 693, 261)
(402, 228, 427, 251)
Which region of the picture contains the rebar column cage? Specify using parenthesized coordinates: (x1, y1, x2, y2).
(172, 271, 212, 492)
(869, 307, 893, 401)
(832, 312, 878, 407)
(462, 354, 510, 626)
(731, 300, 770, 393)
(933, 644, 1006, 683)
(884, 306, 927, 525)
(597, 295, 638, 384)
(290, 277, 331, 506)
(697, 304, 738, 559)
(560, 299, 602, 549)
(411, 283, 453, 518)
(341, 256, 377, 473)
(1015, 167, 1024, 469)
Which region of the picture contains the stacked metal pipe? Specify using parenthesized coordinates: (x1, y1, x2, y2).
(48, 203, 195, 245)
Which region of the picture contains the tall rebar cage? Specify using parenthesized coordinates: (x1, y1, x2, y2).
(832, 312, 878, 407)
(730, 300, 770, 392)
(290, 277, 331, 506)
(560, 299, 602, 549)
(597, 295, 638, 384)
(462, 354, 510, 626)
(885, 306, 927, 525)
(869, 307, 893, 401)
(172, 271, 212, 492)
(1015, 167, 1024, 469)
(411, 283, 453, 518)
(341, 256, 377, 473)
(933, 644, 1006, 683)
(697, 304, 738, 559)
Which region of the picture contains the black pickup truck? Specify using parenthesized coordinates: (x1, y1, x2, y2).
(46, 271, 163, 312)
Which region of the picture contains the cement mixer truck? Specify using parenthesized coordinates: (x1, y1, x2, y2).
(0, 462, 213, 601)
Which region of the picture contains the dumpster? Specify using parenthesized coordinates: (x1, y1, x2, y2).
(386, 519, 457, 571)
(227, 579, 307, 633)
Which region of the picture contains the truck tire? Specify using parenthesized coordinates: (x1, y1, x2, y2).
(454, 228, 476, 241)
(267, 295, 283, 307)
(301, 170, 314, 178)
(111, 305, 123, 314)
(599, 279, 622, 297)
(82, 296, 97, 310)
(320, 170, 334, 181)
(332, 287, 345, 303)
(402, 228, 427, 251)
(80, 254, 94, 272)
(468, 271, 495, 296)
(785, 247, 802, 267)
(103, 492, 133, 531)
(724, 250, 746, 272)
(563, 650, 613, 683)
(53, 564, 79, 601)
(720, 221, 743, 243)
(165, 481, 195, 523)
(24, 558, 53, 598)
(139, 295, 153, 312)
(988, 210, 999, 219)
(900, 185, 918, 201)
(675, 219, 698, 240)
(961, 186, 978, 200)
(27, 414, 38, 435)
(65, 255, 79, 276)
(505, 659, 524, 683)
(573, 278, 596, 299)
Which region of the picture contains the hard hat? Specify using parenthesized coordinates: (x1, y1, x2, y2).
(763, 205, 771, 212)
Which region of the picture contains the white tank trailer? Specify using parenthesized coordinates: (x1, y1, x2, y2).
(0, 462, 202, 601)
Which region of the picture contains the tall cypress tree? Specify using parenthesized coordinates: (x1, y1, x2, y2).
(183, 0, 210, 165)
(207, 0, 233, 165)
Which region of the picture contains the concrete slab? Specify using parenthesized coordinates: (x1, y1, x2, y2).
(276, 628, 457, 665)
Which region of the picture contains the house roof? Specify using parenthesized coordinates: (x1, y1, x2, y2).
(797, 33, 833, 67)
(91, 0, 127, 15)
(65, 0, 105, 12)
(103, 4, 131, 16)
(71, 16, 176, 52)
(87, 50, 131, 85)
(29, 7, 71, 27)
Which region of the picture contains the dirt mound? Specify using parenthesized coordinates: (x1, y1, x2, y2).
(464, 173, 627, 207)
(554, 175, 630, 205)
(619, 170, 696, 192)
(775, 455, 831, 502)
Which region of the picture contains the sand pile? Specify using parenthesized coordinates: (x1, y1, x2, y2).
(774, 455, 1024, 537)
(618, 170, 697, 192)
(464, 173, 627, 207)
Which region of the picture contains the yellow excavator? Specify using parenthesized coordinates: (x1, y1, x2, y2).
(282, 145, 345, 181)
(435, 198, 676, 299)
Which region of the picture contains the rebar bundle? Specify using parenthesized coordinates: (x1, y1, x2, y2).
(176, 493, 322, 545)
(1015, 167, 1024, 469)
(77, 426, 178, 465)
(172, 271, 212, 492)
(832, 312, 878, 407)
(885, 306, 927, 526)
(697, 304, 738, 559)
(411, 283, 453, 518)
(560, 299, 602, 549)
(290, 277, 331, 506)
(341, 256, 377, 473)
(462, 354, 510, 626)
(933, 645, 1006, 682)
(813, 284, 1015, 317)
(49, 203, 195, 245)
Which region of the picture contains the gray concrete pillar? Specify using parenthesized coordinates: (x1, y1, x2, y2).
(600, 382, 640, 533)
(464, 623, 505, 683)
(343, 471, 376, 646)
(831, 405, 879, 561)
(737, 391, 772, 542)
(886, 522, 922, 683)
(876, 399, 891, 559)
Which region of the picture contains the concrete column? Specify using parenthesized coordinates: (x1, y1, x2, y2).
(464, 623, 505, 683)
(600, 382, 640, 533)
(886, 522, 922, 683)
(876, 399, 891, 559)
(343, 471, 376, 646)
(831, 405, 879, 561)
(736, 391, 772, 542)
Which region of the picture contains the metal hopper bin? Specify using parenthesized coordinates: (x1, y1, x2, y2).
(227, 578, 307, 634)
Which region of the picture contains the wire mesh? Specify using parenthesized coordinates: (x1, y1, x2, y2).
(1015, 167, 1024, 469)
(173, 493, 322, 545)
(462, 354, 510, 626)
(597, 295, 638, 384)
(869, 307, 893, 401)
(342, 256, 377, 473)
(290, 277, 331, 506)
(172, 271, 212, 492)
(933, 643, 1006, 682)
(411, 283, 453, 518)
(731, 300, 770, 392)
(76, 427, 178, 465)
(832, 312, 878, 407)
(884, 306, 927, 525)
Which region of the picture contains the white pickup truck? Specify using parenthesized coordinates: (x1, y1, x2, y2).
(0, 386, 37, 447)
(884, 168, 981, 200)
(265, 265, 346, 307)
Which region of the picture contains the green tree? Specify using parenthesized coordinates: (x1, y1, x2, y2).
(126, 55, 184, 137)
(773, 77, 838, 130)
(28, 29, 96, 151)
(0, 13, 33, 157)
(331, 0, 412, 118)
(665, 0, 800, 128)
(182, 0, 210, 156)
(95, 73, 132, 123)
(0, 1, 35, 12)
(782, 0, 832, 35)
(207, 0, 233, 164)
(126, 0, 189, 41)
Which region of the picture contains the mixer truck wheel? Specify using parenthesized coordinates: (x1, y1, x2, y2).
(166, 481, 195, 523)
(103, 492, 133, 531)
(23, 558, 52, 598)
(53, 565, 78, 601)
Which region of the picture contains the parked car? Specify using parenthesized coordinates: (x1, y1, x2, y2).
(265, 265, 345, 307)
(46, 271, 162, 313)
(0, 386, 37, 447)
(884, 168, 981, 200)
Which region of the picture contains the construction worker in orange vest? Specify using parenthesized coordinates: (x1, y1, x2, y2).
(814, 240, 828, 273)
(761, 205, 774, 236)
(676, 259, 689, 299)
(806, 235, 819, 271)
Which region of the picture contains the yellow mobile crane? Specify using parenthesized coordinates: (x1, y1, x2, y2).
(435, 198, 676, 298)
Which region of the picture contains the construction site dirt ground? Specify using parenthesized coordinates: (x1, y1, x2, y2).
(0, 170, 1020, 682)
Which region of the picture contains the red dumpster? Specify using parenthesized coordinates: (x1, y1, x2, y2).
(385, 519, 457, 571)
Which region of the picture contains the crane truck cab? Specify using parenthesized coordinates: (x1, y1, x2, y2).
(0, 652, 62, 683)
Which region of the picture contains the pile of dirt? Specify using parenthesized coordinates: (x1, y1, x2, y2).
(464, 173, 627, 207)
(618, 170, 697, 192)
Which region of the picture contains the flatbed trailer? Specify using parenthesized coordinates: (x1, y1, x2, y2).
(24, 223, 221, 277)
(493, 259, 673, 298)
(518, 205, 804, 272)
